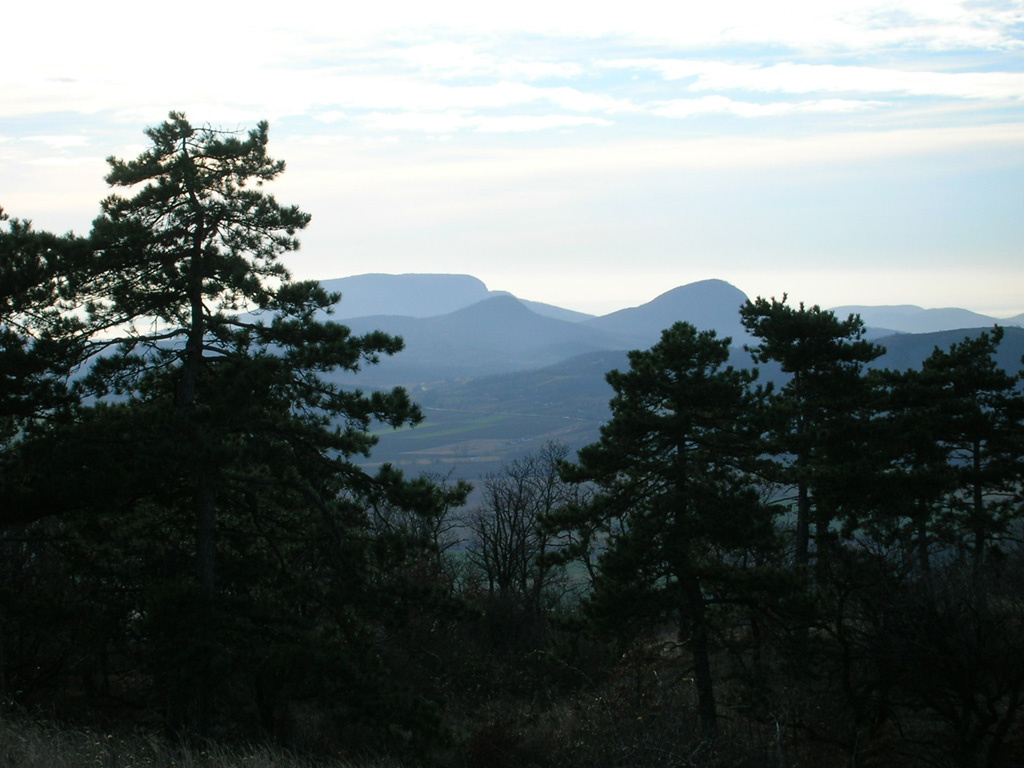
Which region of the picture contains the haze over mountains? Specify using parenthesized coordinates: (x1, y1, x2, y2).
(321, 274, 1024, 483)
(324, 273, 1023, 387)
(332, 277, 758, 384)
(831, 304, 1024, 338)
(322, 274, 590, 323)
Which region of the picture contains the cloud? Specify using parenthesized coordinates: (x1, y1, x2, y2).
(362, 41, 586, 80)
(21, 135, 89, 149)
(3, 0, 1022, 320)
(274, 122, 1024, 205)
(2, 0, 1019, 131)
(607, 59, 1024, 101)
(361, 111, 613, 133)
(650, 95, 882, 118)
(308, 0, 1024, 52)
(263, 77, 635, 133)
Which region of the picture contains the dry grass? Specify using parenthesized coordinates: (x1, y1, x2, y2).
(0, 717, 401, 768)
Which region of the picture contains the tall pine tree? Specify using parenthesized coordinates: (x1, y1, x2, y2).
(918, 328, 1024, 584)
(740, 295, 883, 575)
(54, 112, 447, 735)
(554, 322, 774, 742)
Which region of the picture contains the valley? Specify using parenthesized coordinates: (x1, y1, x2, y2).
(336, 274, 1024, 489)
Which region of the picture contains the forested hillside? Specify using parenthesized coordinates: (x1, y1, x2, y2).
(3, 114, 1024, 768)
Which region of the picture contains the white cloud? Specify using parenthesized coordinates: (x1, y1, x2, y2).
(273, 122, 1024, 206)
(2, 0, 1019, 129)
(650, 95, 882, 118)
(362, 111, 613, 133)
(341, 79, 629, 113)
(472, 114, 613, 132)
(3, 0, 1022, 317)
(698, 62, 1024, 100)
(608, 59, 1024, 101)
(21, 135, 89, 149)
(365, 41, 586, 80)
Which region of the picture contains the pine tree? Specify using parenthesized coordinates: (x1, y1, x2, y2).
(57, 112, 442, 735)
(79, 112, 419, 582)
(918, 328, 1024, 584)
(855, 365, 957, 574)
(0, 209, 88, 480)
(740, 295, 884, 574)
(554, 322, 774, 742)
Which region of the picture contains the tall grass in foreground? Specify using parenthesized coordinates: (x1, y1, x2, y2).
(0, 717, 400, 768)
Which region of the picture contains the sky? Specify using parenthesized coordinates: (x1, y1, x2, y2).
(2, 0, 1023, 317)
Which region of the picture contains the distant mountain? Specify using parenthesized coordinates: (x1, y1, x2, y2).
(321, 273, 592, 322)
(869, 326, 1024, 373)
(337, 295, 619, 385)
(322, 274, 498, 319)
(830, 304, 1019, 335)
(418, 348, 630, 417)
(317, 273, 1021, 390)
(519, 299, 594, 323)
(329, 278, 753, 386)
(583, 279, 751, 349)
(358, 321, 1024, 482)
(367, 327, 1024, 481)
(322, 274, 1020, 338)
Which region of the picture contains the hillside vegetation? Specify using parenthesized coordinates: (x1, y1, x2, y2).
(3, 114, 1024, 768)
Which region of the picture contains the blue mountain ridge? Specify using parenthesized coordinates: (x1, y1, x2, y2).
(321, 274, 1019, 387)
(317, 274, 1023, 483)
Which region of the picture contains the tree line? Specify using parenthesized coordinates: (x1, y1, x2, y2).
(2, 113, 1023, 767)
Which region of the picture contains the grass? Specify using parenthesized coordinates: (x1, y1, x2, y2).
(0, 716, 401, 768)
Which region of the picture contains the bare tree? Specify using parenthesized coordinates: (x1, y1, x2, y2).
(467, 442, 589, 611)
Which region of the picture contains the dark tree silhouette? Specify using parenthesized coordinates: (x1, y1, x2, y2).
(554, 322, 774, 742)
(740, 295, 883, 575)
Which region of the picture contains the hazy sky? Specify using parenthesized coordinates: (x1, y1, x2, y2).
(3, 0, 1023, 316)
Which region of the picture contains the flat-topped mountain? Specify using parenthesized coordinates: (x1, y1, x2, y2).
(321, 273, 498, 319)
(322, 273, 589, 322)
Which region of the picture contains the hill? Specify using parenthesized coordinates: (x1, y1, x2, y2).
(583, 279, 751, 349)
(324, 273, 1023, 393)
(869, 326, 1024, 373)
(338, 295, 619, 385)
(830, 304, 1020, 335)
(364, 326, 1024, 485)
(322, 273, 592, 322)
(321, 273, 499, 319)
(331, 277, 753, 387)
(317, 273, 1024, 484)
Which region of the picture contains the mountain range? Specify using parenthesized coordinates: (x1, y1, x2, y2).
(321, 273, 590, 323)
(323, 273, 1023, 333)
(318, 273, 1024, 485)
(323, 273, 1022, 387)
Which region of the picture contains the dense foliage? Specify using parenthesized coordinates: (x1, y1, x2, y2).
(2, 114, 1023, 768)
(0, 114, 469, 751)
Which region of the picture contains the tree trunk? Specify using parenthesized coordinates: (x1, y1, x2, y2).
(0, 608, 6, 706)
(795, 476, 810, 567)
(970, 439, 986, 591)
(916, 512, 931, 576)
(681, 574, 718, 743)
(177, 181, 217, 735)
